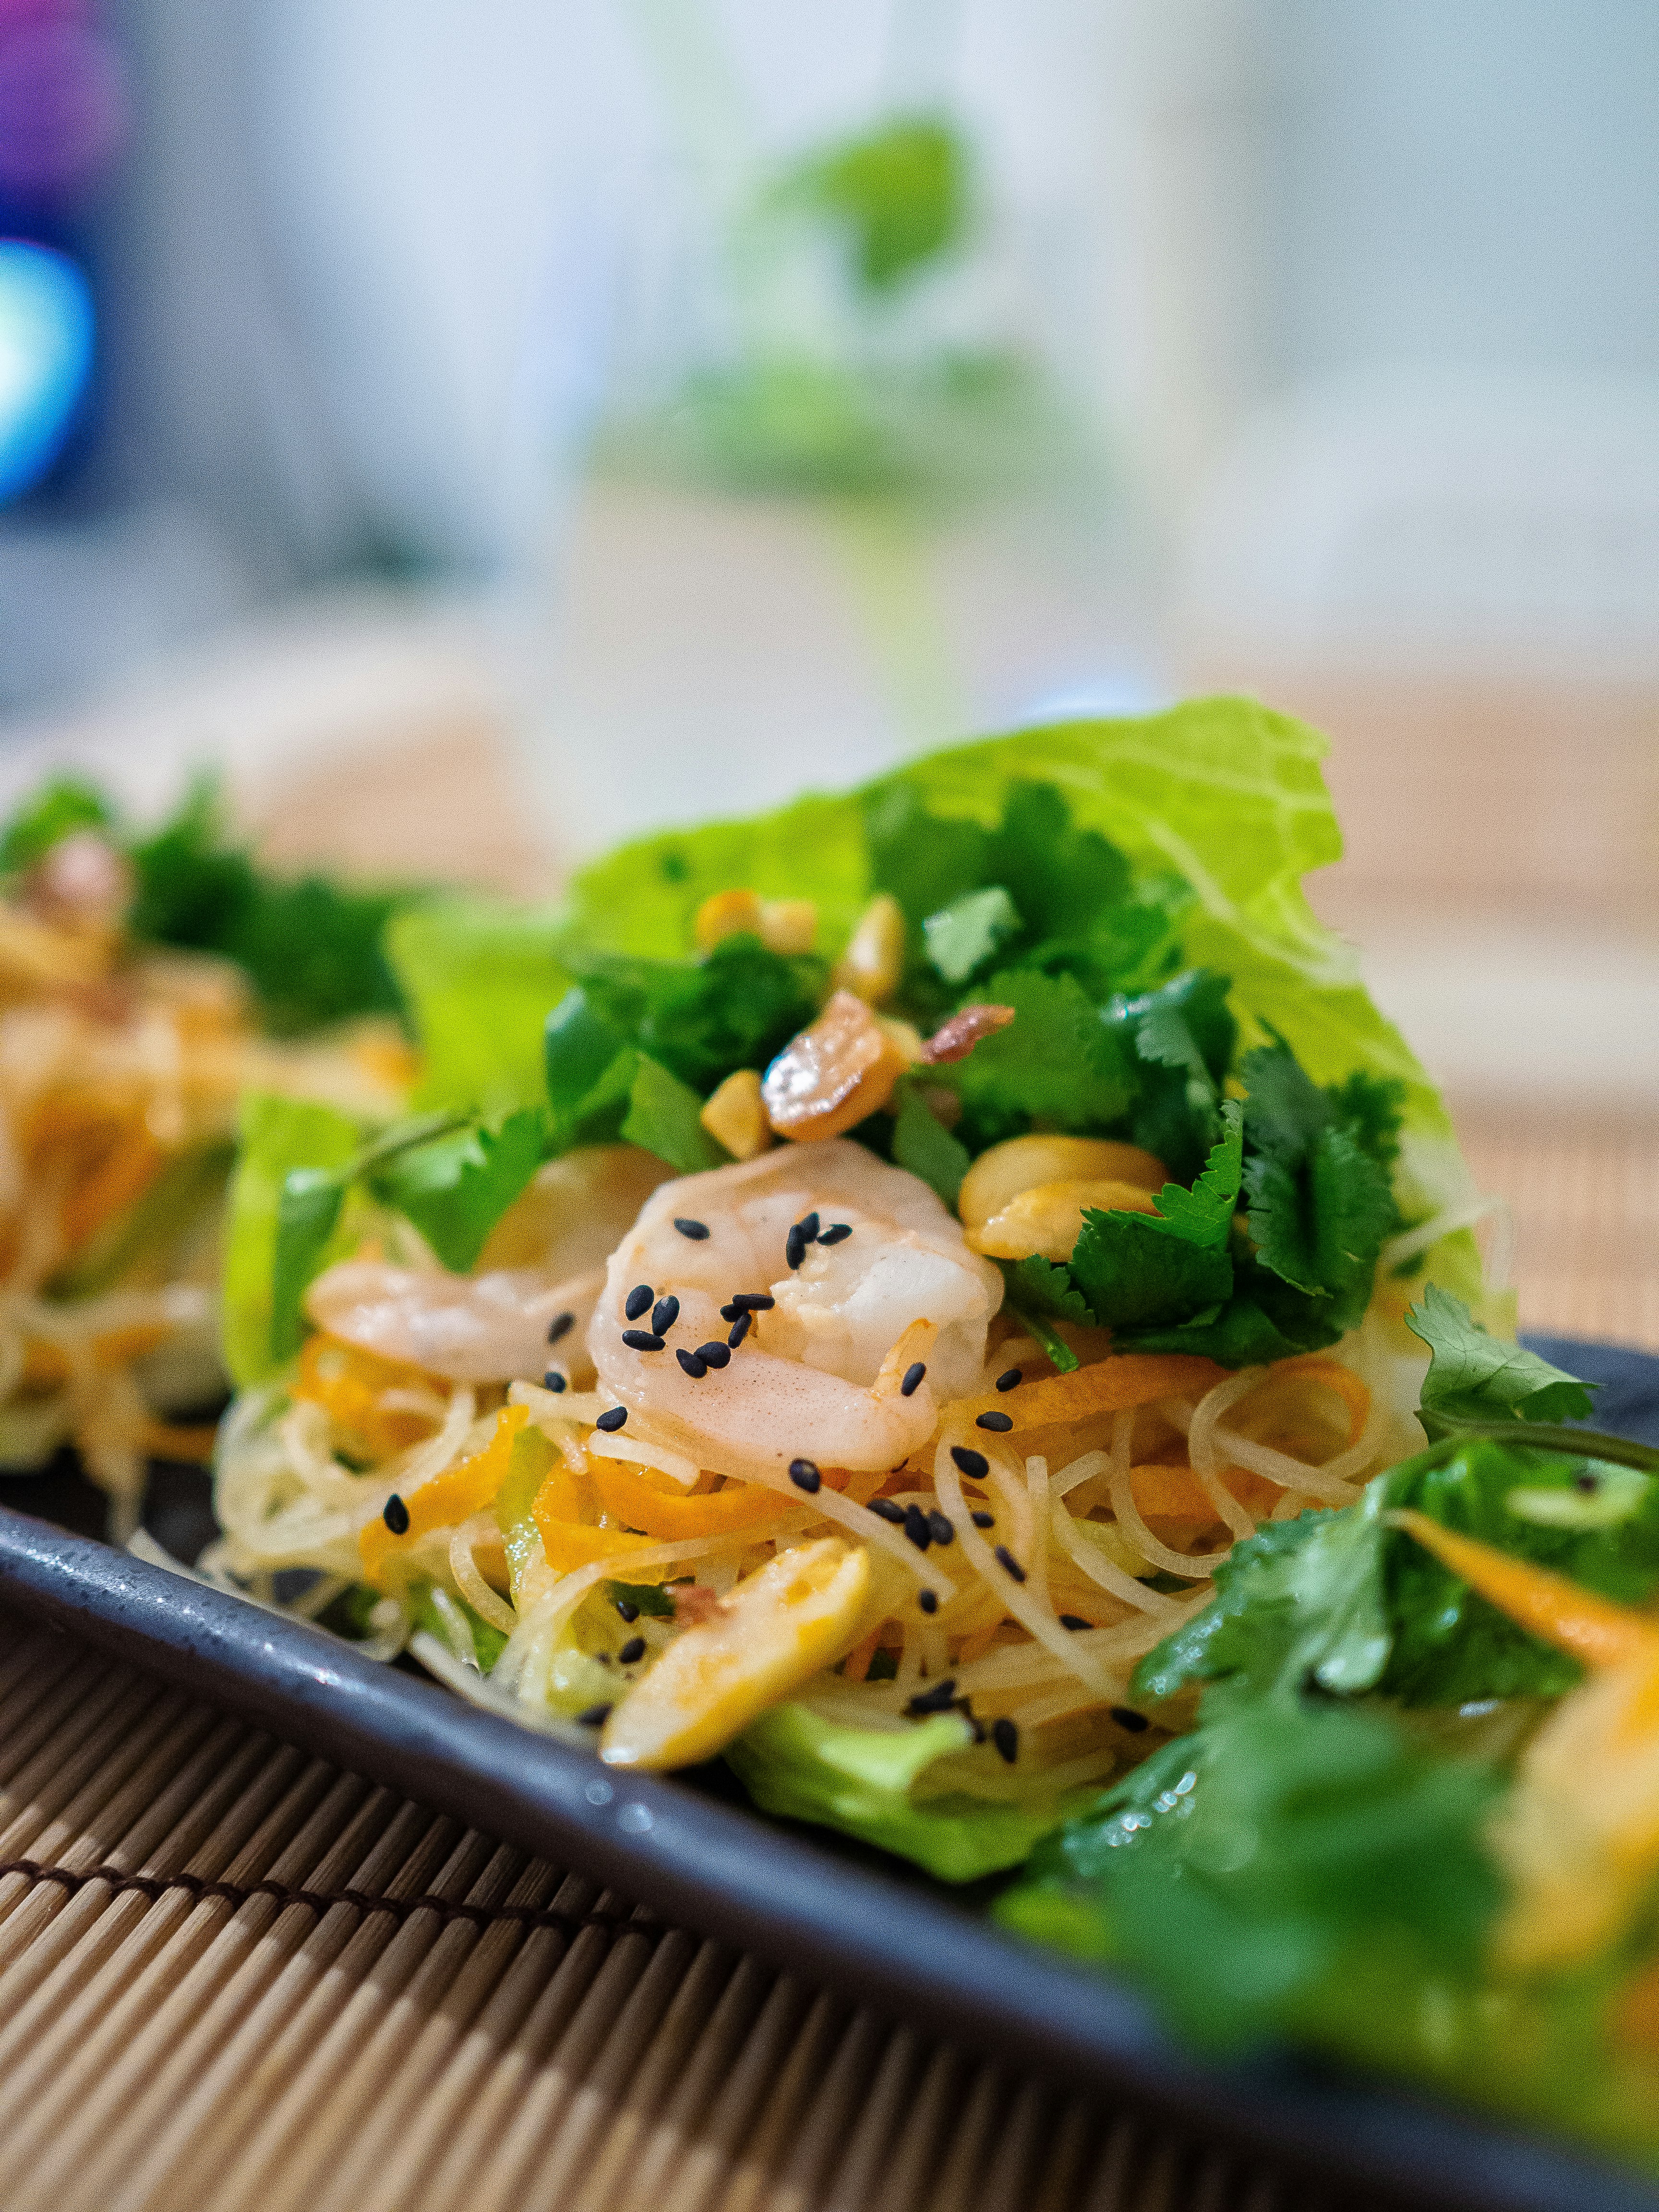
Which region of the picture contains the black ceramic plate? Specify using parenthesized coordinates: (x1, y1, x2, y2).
(1, 1338, 1657, 2212)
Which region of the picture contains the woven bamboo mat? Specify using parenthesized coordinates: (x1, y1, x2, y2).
(0, 1612, 1371, 2212)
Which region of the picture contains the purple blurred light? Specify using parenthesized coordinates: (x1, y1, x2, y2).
(0, 18, 125, 196)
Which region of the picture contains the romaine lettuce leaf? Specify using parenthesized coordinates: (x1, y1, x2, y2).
(724, 1701, 1095, 1881)
(386, 899, 571, 1116)
(222, 1091, 361, 1386)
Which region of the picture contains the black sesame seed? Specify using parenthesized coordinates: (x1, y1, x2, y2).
(732, 1292, 775, 1312)
(900, 1361, 926, 1397)
(547, 1311, 575, 1345)
(727, 1311, 752, 1348)
(927, 1510, 955, 1546)
(797, 1212, 820, 1243)
(868, 1497, 906, 1524)
(618, 1636, 647, 1666)
(651, 1296, 680, 1336)
(1575, 1470, 1600, 1493)
(674, 1218, 710, 1240)
(785, 1226, 807, 1270)
(818, 1222, 852, 1246)
(624, 1284, 653, 1321)
(976, 1410, 1014, 1432)
(543, 1370, 567, 1393)
(903, 1504, 932, 1551)
(576, 1703, 613, 1728)
(1111, 1705, 1151, 1733)
(695, 1341, 731, 1369)
(995, 1367, 1022, 1392)
(382, 1493, 410, 1536)
(790, 1457, 822, 1494)
(621, 1329, 665, 1352)
(719, 1303, 741, 1322)
(993, 1544, 1027, 1584)
(1058, 1613, 1094, 1632)
(905, 1678, 959, 1717)
(917, 1588, 938, 1614)
(970, 1510, 995, 1529)
(614, 1597, 640, 1623)
(675, 1349, 708, 1379)
(595, 1407, 627, 1432)
(951, 1446, 989, 1480)
(991, 1716, 1019, 1765)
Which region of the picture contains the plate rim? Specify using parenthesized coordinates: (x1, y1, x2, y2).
(0, 1502, 1655, 2212)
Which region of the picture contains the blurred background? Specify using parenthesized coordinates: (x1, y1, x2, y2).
(0, 0, 1654, 1341)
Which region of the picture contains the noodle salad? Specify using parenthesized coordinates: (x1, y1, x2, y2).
(0, 776, 416, 1532)
(205, 699, 1495, 1879)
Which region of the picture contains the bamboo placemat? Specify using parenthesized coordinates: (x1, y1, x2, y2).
(0, 1612, 1364, 2212)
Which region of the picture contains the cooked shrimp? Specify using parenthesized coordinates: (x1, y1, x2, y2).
(306, 1260, 602, 1384)
(302, 1145, 672, 1384)
(589, 1140, 1003, 1479)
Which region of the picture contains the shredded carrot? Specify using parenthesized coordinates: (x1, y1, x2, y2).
(297, 1333, 444, 1459)
(841, 1624, 884, 1683)
(588, 1457, 792, 1542)
(957, 1353, 1225, 1434)
(1389, 1509, 1659, 1674)
(59, 1121, 166, 1251)
(532, 1512, 675, 1579)
(1264, 1356, 1370, 1450)
(136, 1419, 218, 1464)
(360, 1404, 526, 1587)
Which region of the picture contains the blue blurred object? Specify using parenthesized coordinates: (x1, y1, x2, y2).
(0, 238, 94, 503)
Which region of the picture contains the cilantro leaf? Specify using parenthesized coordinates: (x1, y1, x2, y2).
(999, 1695, 1503, 2051)
(984, 780, 1133, 944)
(1106, 970, 1235, 1181)
(1004, 1256, 1093, 1328)
(922, 886, 1021, 984)
(1135, 1494, 1392, 1706)
(620, 1055, 729, 1175)
(941, 967, 1129, 1140)
(890, 1085, 970, 1208)
(1142, 1099, 1243, 1249)
(862, 782, 987, 929)
(1407, 1285, 1600, 1429)
(636, 937, 824, 1092)
(367, 1108, 547, 1273)
(126, 778, 415, 1036)
(1069, 1213, 1232, 1333)
(0, 776, 114, 870)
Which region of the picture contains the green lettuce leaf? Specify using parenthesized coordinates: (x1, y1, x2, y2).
(387, 900, 570, 1116)
(223, 1092, 361, 1385)
(724, 1702, 1093, 1881)
(620, 1055, 729, 1175)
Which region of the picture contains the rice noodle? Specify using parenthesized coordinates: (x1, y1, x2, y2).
(935, 1426, 1114, 1696)
(1024, 1456, 1052, 1613)
(448, 1511, 517, 1634)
